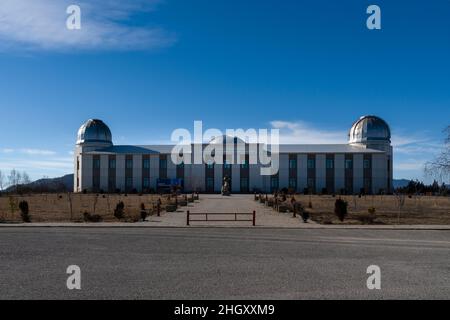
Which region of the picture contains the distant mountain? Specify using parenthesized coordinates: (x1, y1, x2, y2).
(1, 175, 443, 194)
(393, 179, 411, 189)
(4, 174, 73, 193)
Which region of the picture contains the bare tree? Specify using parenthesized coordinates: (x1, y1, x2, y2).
(426, 126, 450, 181)
(0, 170, 4, 191)
(22, 171, 31, 185)
(16, 171, 22, 186)
(8, 169, 18, 190)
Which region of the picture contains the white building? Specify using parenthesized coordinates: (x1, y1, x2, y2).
(74, 115, 393, 194)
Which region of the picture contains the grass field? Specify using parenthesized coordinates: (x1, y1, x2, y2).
(0, 193, 182, 223)
(0, 193, 449, 225)
(292, 194, 450, 225)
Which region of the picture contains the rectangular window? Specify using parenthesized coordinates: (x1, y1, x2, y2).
(240, 177, 249, 189)
(143, 158, 150, 169)
(206, 177, 214, 189)
(109, 158, 116, 169)
(363, 159, 371, 169)
(289, 178, 297, 189)
(271, 176, 279, 189)
(77, 157, 80, 170)
(289, 159, 297, 169)
(307, 159, 315, 169)
(345, 159, 353, 170)
(126, 158, 133, 169)
(160, 158, 167, 169)
(93, 158, 100, 169)
(126, 177, 133, 189)
(307, 178, 315, 188)
(206, 163, 214, 169)
(224, 161, 231, 169)
(326, 159, 334, 169)
(240, 160, 249, 169)
(143, 177, 150, 189)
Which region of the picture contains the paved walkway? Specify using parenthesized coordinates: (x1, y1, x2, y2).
(148, 194, 310, 227)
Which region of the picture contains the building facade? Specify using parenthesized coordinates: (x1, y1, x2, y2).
(74, 116, 393, 194)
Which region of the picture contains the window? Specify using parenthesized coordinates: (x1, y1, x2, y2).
(93, 158, 100, 169)
(206, 163, 214, 169)
(241, 160, 249, 169)
(307, 159, 315, 169)
(206, 177, 214, 189)
(271, 176, 279, 189)
(224, 161, 231, 169)
(143, 177, 150, 189)
(126, 177, 133, 189)
(126, 158, 133, 169)
(326, 159, 334, 169)
(77, 157, 80, 170)
(289, 178, 297, 189)
(307, 178, 315, 188)
(109, 159, 116, 169)
(240, 177, 249, 189)
(143, 158, 150, 169)
(159, 158, 167, 169)
(289, 159, 297, 169)
(364, 159, 371, 169)
(345, 159, 353, 170)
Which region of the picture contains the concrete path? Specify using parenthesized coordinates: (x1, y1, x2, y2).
(150, 194, 309, 227)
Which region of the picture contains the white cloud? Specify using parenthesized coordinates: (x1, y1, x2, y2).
(270, 120, 347, 144)
(20, 148, 57, 156)
(0, 0, 175, 52)
(394, 160, 426, 171)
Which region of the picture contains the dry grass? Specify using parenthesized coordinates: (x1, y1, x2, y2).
(0, 193, 180, 223)
(292, 195, 450, 225)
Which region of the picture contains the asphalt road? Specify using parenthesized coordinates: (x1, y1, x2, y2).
(0, 227, 449, 299)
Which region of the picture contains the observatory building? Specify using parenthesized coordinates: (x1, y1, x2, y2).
(74, 116, 393, 194)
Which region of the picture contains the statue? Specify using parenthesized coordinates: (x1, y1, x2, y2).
(221, 176, 231, 196)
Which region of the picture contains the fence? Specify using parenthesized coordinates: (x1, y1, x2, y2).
(186, 210, 256, 226)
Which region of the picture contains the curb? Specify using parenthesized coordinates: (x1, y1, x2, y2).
(0, 223, 449, 231)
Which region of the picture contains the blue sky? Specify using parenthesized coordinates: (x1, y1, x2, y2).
(0, 0, 449, 183)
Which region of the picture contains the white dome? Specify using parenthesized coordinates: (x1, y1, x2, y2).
(209, 135, 246, 144)
(76, 119, 112, 145)
(349, 115, 391, 144)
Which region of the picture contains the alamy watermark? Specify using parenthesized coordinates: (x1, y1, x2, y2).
(170, 121, 280, 176)
(366, 265, 381, 290)
(66, 5, 81, 30)
(66, 265, 81, 290)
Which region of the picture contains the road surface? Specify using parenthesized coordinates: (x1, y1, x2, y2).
(0, 227, 448, 299)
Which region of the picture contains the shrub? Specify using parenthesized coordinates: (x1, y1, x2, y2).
(19, 200, 30, 223)
(301, 210, 310, 223)
(357, 207, 377, 225)
(334, 198, 348, 222)
(140, 203, 147, 221)
(8, 196, 18, 215)
(166, 204, 177, 212)
(83, 211, 103, 222)
(114, 201, 125, 220)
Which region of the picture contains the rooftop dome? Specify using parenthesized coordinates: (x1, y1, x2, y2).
(209, 135, 247, 145)
(76, 119, 112, 145)
(349, 115, 391, 144)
